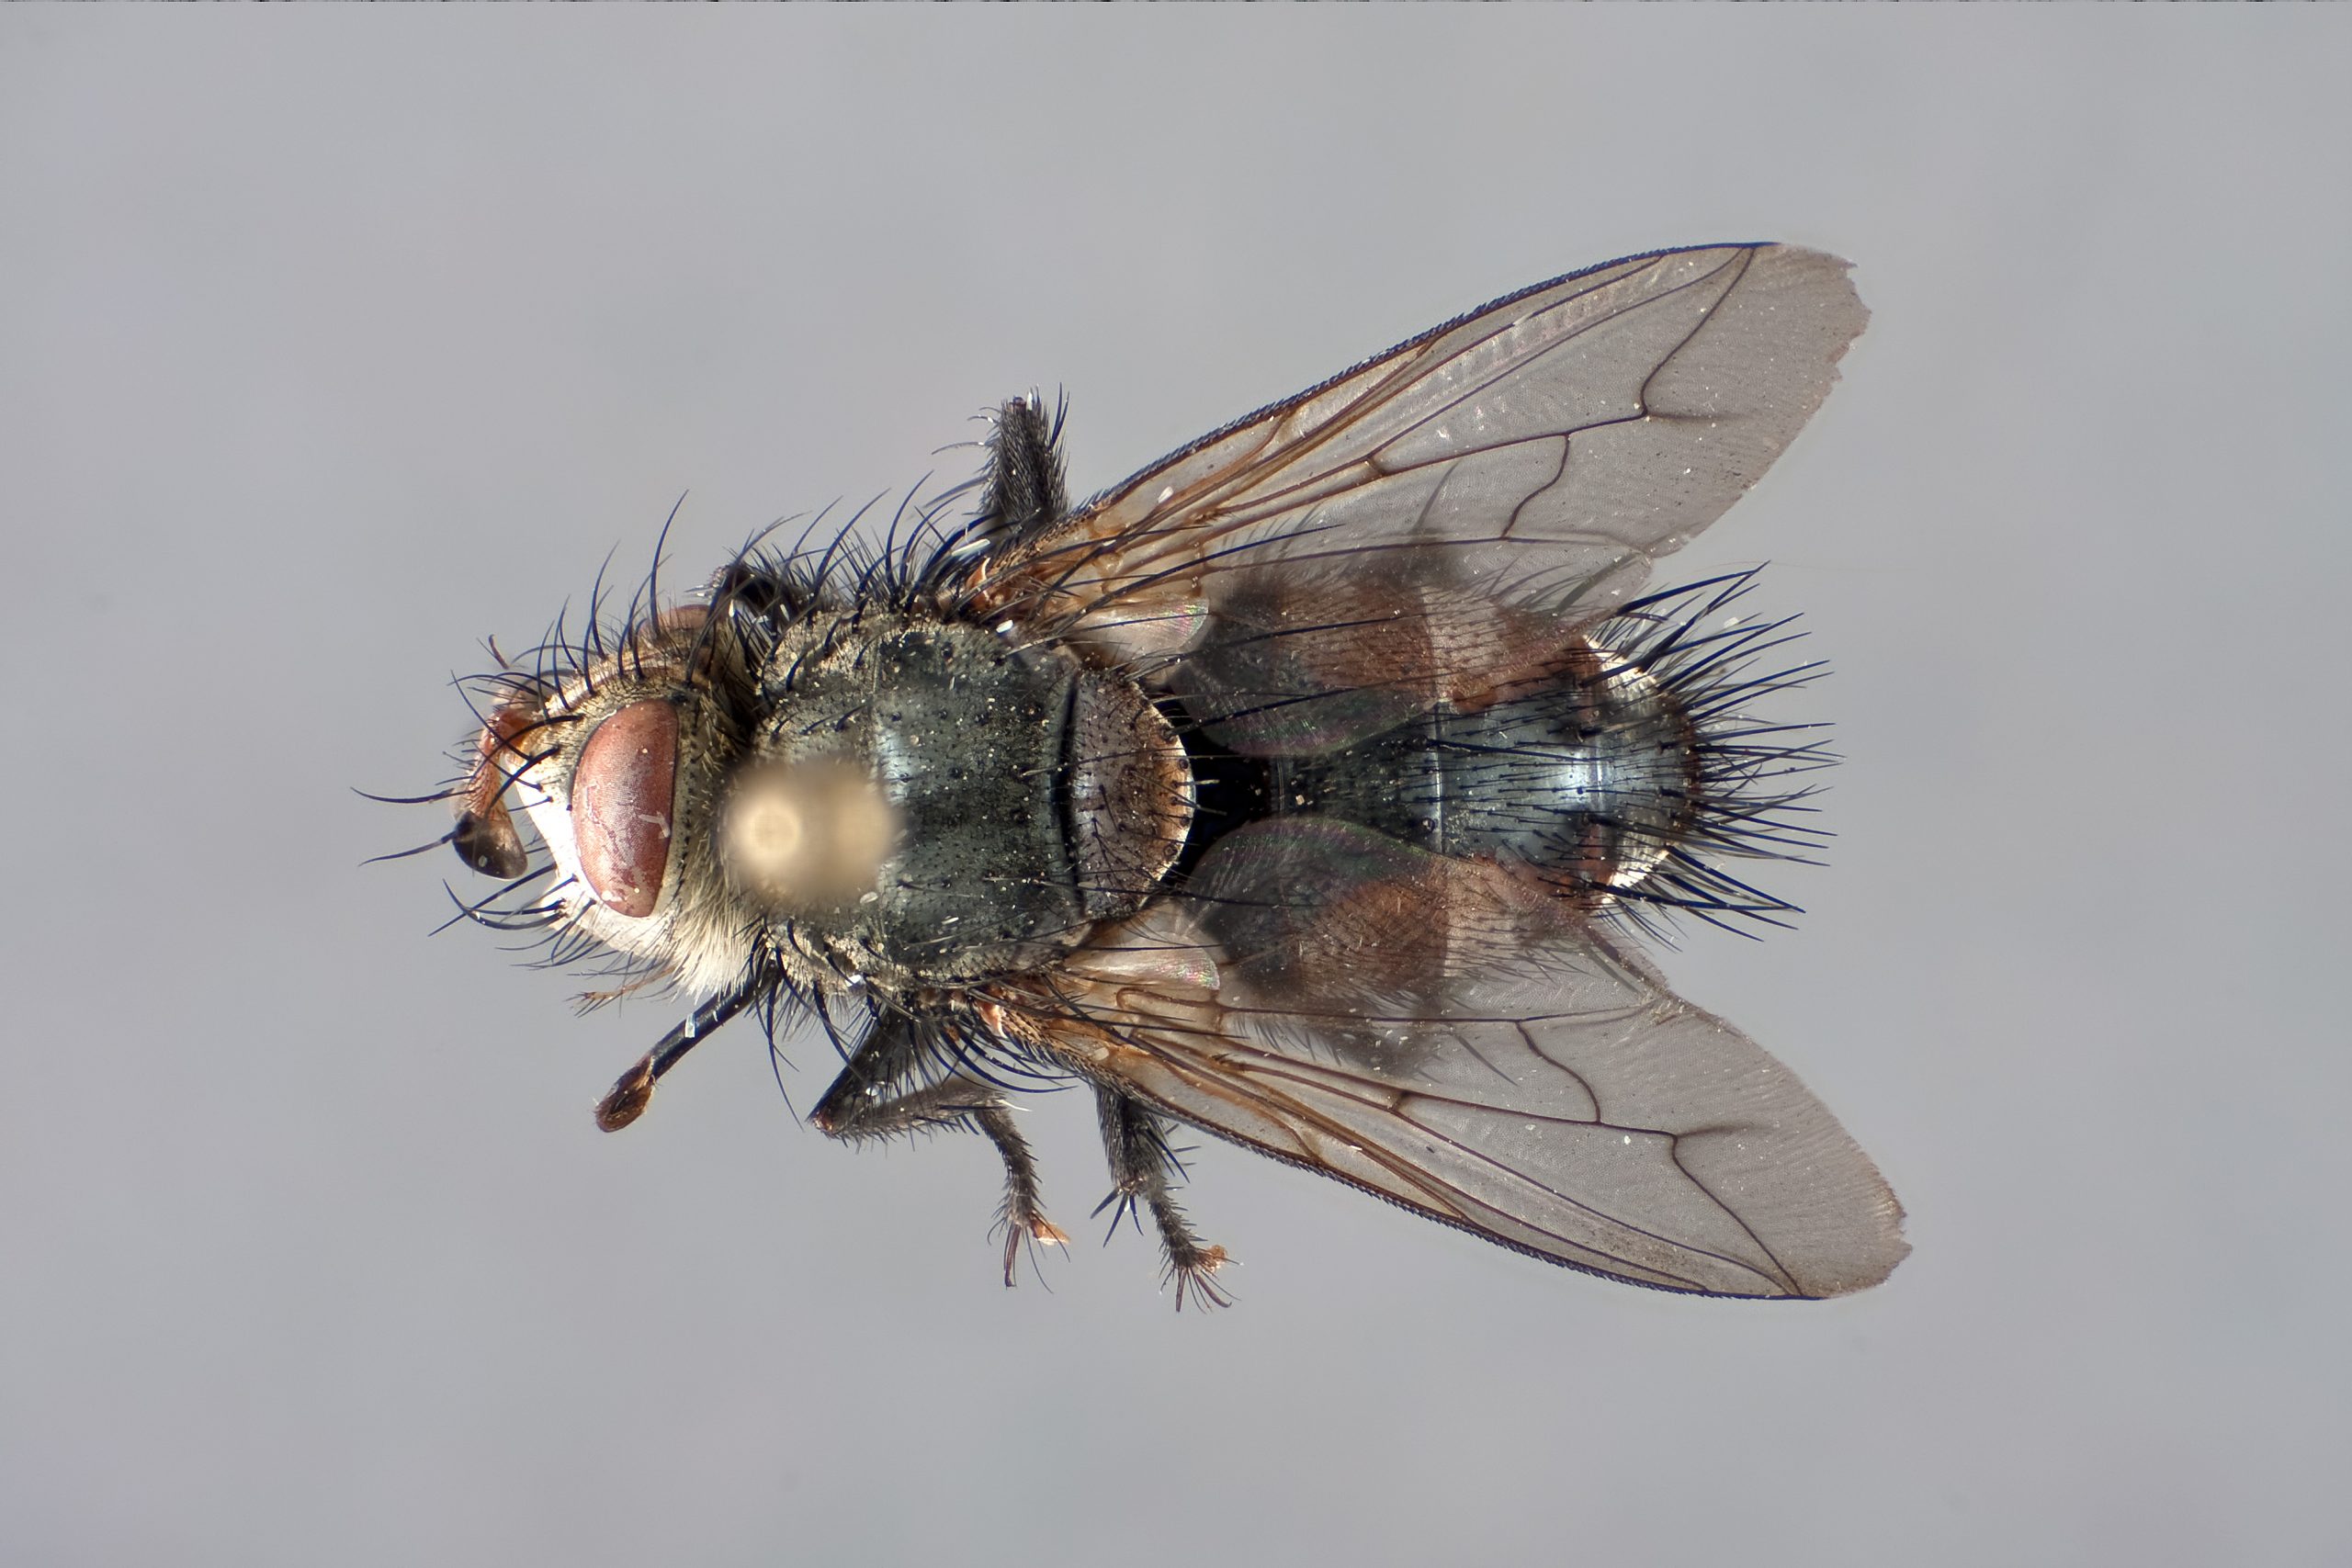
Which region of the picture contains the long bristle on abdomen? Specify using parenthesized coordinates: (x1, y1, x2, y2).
(1588, 569, 1835, 941)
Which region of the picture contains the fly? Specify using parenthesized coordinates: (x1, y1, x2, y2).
(409, 243, 1907, 1307)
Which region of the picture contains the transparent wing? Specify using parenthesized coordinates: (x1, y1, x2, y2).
(971, 243, 1867, 664)
(997, 838, 1906, 1299)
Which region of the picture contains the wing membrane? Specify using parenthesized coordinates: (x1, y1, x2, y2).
(1005, 889, 1906, 1299)
(975, 243, 1867, 662)
(961, 243, 1898, 1297)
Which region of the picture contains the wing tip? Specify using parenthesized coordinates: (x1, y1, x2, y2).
(1790, 1201, 1911, 1298)
(1748, 243, 1873, 357)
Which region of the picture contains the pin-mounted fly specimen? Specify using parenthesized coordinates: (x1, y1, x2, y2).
(418, 243, 1906, 1306)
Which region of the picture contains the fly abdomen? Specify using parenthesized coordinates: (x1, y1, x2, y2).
(1275, 639, 1698, 904)
(1260, 570, 1832, 931)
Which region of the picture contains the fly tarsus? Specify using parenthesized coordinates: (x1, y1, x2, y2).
(1095, 1088, 1234, 1311)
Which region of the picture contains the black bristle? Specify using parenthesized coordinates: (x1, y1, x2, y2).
(1592, 569, 1838, 940)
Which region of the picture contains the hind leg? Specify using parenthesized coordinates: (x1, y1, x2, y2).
(1094, 1087, 1231, 1310)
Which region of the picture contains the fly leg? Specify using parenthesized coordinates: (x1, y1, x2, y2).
(809, 1019, 1069, 1285)
(983, 397, 1069, 537)
(1094, 1088, 1232, 1310)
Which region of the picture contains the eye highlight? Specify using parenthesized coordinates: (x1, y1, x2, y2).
(716, 759, 901, 916)
(569, 699, 678, 919)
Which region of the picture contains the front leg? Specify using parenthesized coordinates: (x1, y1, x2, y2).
(809, 1017, 1069, 1285)
(981, 396, 1069, 539)
(1094, 1088, 1231, 1310)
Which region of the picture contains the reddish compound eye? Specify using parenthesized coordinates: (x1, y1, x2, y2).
(570, 701, 678, 918)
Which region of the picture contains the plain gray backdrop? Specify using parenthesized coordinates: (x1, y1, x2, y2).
(5, 11, 2346, 1567)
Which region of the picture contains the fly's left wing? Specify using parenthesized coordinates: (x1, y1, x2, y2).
(967, 243, 1866, 665)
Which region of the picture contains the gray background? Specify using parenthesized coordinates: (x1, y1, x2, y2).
(5, 11, 2346, 1567)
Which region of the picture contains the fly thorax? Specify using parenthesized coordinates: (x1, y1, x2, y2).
(722, 611, 1189, 987)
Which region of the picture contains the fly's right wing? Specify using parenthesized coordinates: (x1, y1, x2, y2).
(990, 829, 1905, 1299)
